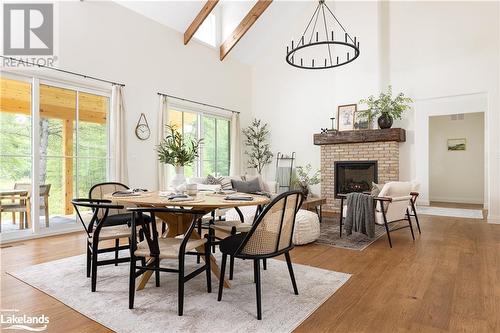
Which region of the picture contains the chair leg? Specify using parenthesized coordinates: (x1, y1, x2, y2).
(205, 240, 211, 293)
(155, 257, 160, 287)
(86, 243, 91, 278)
(210, 228, 216, 253)
(383, 220, 392, 248)
(197, 220, 202, 264)
(254, 259, 262, 320)
(91, 242, 99, 292)
(407, 210, 415, 241)
(412, 202, 422, 234)
(44, 206, 49, 228)
(263, 258, 267, 270)
(285, 252, 299, 295)
(161, 222, 166, 235)
(115, 239, 119, 266)
(217, 253, 227, 301)
(229, 256, 234, 280)
(129, 254, 136, 309)
(178, 257, 185, 316)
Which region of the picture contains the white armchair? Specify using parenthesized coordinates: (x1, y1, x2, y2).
(339, 181, 417, 248)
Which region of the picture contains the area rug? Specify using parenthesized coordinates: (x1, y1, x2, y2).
(315, 218, 389, 251)
(8, 253, 350, 333)
(417, 206, 483, 219)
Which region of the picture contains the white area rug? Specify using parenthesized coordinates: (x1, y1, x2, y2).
(417, 206, 484, 219)
(9, 253, 350, 333)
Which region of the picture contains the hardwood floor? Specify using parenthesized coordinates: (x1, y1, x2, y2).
(1, 214, 499, 332)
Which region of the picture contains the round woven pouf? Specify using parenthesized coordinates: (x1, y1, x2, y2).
(293, 209, 320, 245)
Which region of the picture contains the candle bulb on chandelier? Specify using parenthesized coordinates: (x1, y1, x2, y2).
(316, 31, 319, 42)
(325, 59, 327, 67)
(312, 59, 315, 67)
(345, 33, 348, 43)
(301, 58, 303, 66)
(347, 52, 350, 61)
(331, 31, 334, 40)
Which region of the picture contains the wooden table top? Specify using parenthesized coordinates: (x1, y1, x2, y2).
(105, 191, 270, 210)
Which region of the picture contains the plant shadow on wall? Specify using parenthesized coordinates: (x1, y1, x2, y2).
(157, 125, 202, 187)
(243, 119, 273, 175)
(291, 164, 321, 200)
(359, 86, 413, 129)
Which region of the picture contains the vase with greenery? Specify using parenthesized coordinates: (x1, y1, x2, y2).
(243, 118, 273, 175)
(157, 125, 202, 187)
(359, 85, 413, 129)
(291, 164, 321, 199)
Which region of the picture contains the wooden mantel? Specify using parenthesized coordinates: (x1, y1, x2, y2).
(313, 128, 406, 145)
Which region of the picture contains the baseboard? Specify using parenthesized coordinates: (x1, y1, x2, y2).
(429, 197, 484, 205)
(487, 215, 500, 224)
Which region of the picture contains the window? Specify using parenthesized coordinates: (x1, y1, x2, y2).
(0, 75, 110, 235)
(193, 13, 218, 47)
(167, 106, 230, 179)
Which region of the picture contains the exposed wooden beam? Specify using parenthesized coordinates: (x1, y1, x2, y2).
(219, 0, 272, 61)
(184, 0, 219, 45)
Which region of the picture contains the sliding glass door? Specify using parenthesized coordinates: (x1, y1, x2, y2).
(0, 73, 110, 237)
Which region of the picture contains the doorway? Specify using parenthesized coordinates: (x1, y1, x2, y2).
(428, 112, 485, 209)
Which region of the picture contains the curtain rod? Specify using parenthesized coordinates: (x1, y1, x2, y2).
(157, 92, 240, 114)
(1, 56, 125, 87)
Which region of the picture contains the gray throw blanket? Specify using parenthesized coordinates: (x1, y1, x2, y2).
(344, 192, 375, 238)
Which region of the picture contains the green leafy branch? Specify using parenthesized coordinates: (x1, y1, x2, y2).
(359, 85, 413, 120)
(157, 125, 202, 167)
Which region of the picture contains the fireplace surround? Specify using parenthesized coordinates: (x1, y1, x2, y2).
(314, 128, 405, 213)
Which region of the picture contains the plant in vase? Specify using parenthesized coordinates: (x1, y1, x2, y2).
(243, 118, 273, 175)
(292, 164, 321, 199)
(157, 125, 202, 188)
(359, 85, 413, 129)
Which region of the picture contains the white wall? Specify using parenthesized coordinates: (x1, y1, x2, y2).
(56, 1, 252, 190)
(251, 1, 383, 186)
(250, 1, 500, 222)
(389, 1, 500, 220)
(429, 113, 485, 204)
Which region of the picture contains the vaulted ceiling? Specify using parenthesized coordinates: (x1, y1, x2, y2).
(115, 1, 314, 65)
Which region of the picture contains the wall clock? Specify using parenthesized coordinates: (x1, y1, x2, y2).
(135, 113, 150, 141)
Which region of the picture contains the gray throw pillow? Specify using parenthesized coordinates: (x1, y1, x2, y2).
(205, 174, 222, 185)
(231, 178, 261, 193)
(371, 182, 383, 197)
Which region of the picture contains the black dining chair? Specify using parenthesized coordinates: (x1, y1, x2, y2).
(217, 191, 304, 320)
(72, 198, 132, 292)
(128, 207, 212, 316)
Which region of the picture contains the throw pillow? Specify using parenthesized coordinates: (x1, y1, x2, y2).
(244, 174, 267, 193)
(205, 174, 222, 185)
(220, 177, 233, 190)
(371, 182, 384, 197)
(231, 178, 261, 193)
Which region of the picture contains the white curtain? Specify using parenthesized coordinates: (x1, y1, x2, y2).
(229, 112, 242, 176)
(110, 85, 128, 184)
(157, 95, 169, 190)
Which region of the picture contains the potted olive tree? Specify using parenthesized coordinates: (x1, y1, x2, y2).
(243, 119, 273, 175)
(157, 125, 202, 187)
(359, 86, 413, 129)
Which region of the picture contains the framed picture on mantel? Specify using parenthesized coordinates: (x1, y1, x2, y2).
(337, 104, 357, 131)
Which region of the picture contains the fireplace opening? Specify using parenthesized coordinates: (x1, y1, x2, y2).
(334, 161, 378, 198)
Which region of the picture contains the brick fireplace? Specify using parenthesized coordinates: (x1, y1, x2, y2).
(314, 128, 406, 213)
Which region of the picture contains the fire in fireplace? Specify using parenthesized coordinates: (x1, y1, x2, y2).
(334, 161, 378, 198)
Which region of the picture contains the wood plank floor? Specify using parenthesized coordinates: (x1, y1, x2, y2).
(1, 214, 499, 332)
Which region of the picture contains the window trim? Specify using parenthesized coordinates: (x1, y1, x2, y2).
(167, 100, 231, 178)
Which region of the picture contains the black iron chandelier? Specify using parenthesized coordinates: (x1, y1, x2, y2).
(286, 0, 360, 70)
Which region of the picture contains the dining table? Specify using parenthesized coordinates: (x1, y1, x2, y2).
(106, 191, 270, 290)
